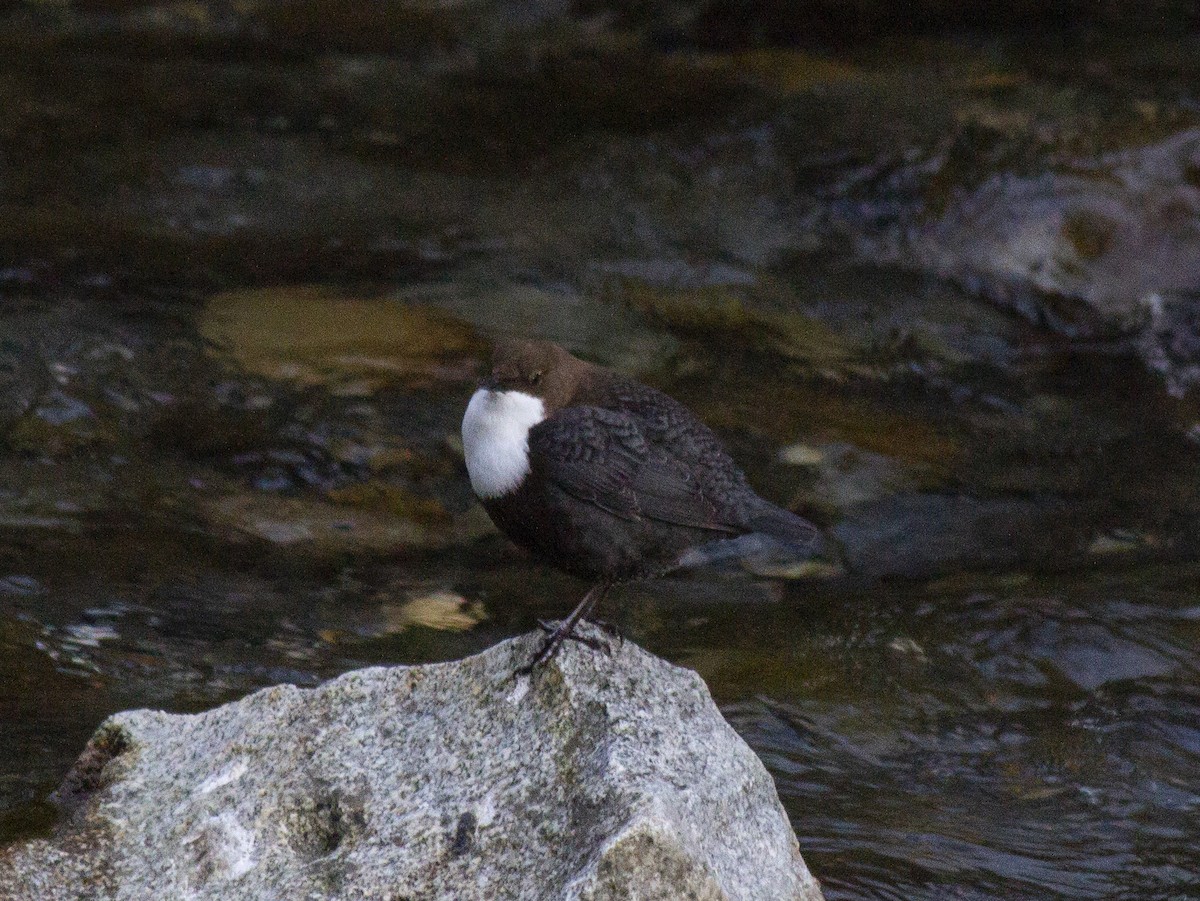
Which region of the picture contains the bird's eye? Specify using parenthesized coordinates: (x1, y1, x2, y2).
(530, 370, 543, 386)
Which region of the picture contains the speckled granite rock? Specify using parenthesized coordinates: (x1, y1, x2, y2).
(0, 630, 822, 901)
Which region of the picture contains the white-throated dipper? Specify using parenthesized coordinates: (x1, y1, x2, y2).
(462, 339, 819, 673)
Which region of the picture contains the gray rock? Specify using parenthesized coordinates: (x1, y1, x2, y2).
(916, 132, 1200, 395)
(838, 128, 1200, 396)
(0, 630, 822, 901)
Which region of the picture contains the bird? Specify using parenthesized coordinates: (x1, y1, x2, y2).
(461, 338, 820, 674)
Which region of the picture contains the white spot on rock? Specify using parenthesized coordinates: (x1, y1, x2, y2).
(197, 760, 248, 795)
(476, 792, 498, 828)
(184, 811, 256, 883)
(505, 677, 529, 706)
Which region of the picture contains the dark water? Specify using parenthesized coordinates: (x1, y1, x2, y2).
(718, 568, 1200, 900)
(4, 520, 1200, 899)
(3, 6, 1200, 898)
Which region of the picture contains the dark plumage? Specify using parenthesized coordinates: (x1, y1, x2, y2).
(462, 338, 819, 672)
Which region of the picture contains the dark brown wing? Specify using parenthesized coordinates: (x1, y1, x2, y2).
(579, 373, 755, 497)
(529, 406, 742, 533)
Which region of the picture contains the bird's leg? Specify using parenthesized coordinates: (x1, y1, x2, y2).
(517, 582, 611, 675)
(549, 584, 633, 646)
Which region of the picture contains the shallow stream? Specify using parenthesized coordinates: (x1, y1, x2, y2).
(2, 7, 1199, 898)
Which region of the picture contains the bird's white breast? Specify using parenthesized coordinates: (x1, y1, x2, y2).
(461, 388, 546, 499)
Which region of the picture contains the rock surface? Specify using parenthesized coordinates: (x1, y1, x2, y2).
(0, 630, 823, 901)
(870, 129, 1200, 397)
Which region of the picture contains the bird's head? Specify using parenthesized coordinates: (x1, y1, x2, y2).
(480, 338, 587, 414)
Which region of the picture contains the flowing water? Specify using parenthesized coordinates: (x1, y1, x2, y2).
(3, 521, 1199, 899)
(2, 9, 1200, 898)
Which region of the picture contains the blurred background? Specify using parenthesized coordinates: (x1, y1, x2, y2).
(2, 2, 1199, 898)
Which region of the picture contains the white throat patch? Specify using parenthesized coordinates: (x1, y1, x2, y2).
(462, 388, 545, 499)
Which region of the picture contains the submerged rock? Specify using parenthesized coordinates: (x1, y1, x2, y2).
(0, 630, 822, 901)
(200, 286, 483, 391)
(198, 491, 454, 555)
(833, 493, 1079, 578)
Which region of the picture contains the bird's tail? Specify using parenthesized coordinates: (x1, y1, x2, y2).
(676, 497, 822, 571)
(744, 496, 821, 554)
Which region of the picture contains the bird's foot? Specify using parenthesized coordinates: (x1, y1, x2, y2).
(515, 583, 614, 678)
(539, 616, 623, 643)
(534, 619, 613, 654)
(516, 620, 611, 676)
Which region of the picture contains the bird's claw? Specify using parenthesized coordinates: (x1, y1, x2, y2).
(535, 619, 613, 654)
(515, 584, 614, 678)
(538, 616, 622, 644)
(516, 619, 612, 676)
